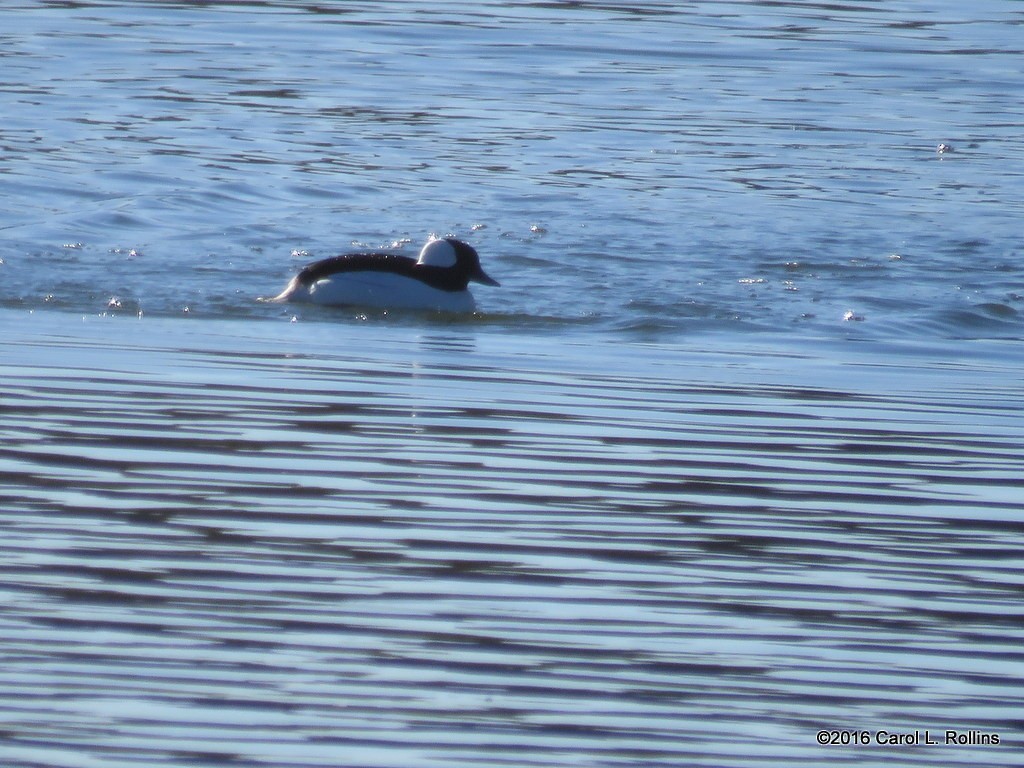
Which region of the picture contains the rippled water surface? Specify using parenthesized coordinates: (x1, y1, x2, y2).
(1, 1, 1023, 766)
(2, 0, 1022, 336)
(4, 313, 1023, 768)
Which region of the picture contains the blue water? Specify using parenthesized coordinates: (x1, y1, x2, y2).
(1, 2, 1023, 767)
(2, 0, 1022, 338)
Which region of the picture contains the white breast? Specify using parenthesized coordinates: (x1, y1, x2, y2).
(305, 272, 477, 312)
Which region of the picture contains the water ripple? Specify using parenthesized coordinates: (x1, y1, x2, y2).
(1, 315, 1022, 766)
(2, 1, 1022, 340)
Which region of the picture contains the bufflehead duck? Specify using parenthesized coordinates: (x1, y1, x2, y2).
(266, 237, 499, 312)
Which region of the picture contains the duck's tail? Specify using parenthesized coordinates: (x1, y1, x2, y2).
(257, 275, 301, 303)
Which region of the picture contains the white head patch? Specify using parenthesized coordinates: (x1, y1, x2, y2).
(416, 237, 457, 268)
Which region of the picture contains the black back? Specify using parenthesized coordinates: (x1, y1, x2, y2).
(295, 240, 483, 293)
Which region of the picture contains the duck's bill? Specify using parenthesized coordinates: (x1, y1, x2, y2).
(473, 267, 500, 287)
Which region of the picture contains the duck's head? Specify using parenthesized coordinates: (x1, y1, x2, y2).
(417, 237, 500, 286)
